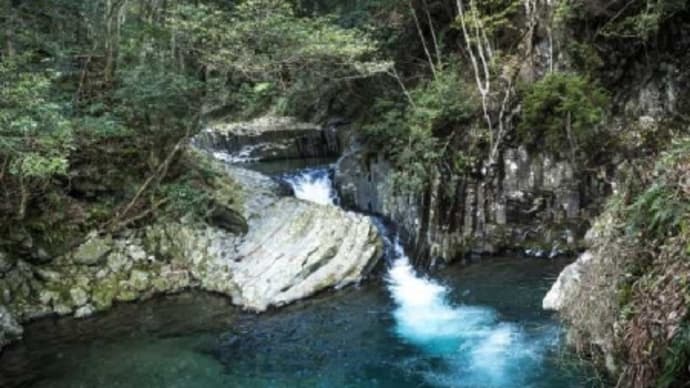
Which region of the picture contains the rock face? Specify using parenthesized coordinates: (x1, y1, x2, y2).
(156, 166, 382, 312)
(542, 251, 594, 310)
(335, 142, 607, 266)
(193, 116, 340, 161)
(0, 153, 382, 351)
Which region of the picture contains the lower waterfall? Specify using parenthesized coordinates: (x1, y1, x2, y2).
(285, 165, 566, 387)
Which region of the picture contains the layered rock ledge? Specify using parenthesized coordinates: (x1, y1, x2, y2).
(193, 116, 340, 161)
(0, 153, 382, 352)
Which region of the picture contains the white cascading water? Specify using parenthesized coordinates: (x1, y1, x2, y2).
(385, 236, 552, 387)
(282, 167, 338, 206)
(212, 145, 261, 164)
(284, 165, 555, 386)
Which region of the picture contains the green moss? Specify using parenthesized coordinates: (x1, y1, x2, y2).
(92, 277, 120, 310)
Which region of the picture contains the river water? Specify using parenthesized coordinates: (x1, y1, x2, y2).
(0, 163, 601, 387)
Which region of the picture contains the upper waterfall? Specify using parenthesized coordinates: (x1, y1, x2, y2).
(281, 167, 339, 206)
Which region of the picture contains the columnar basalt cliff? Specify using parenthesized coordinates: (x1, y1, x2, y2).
(334, 141, 606, 266)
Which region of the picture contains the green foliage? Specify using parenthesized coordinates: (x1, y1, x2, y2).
(558, 0, 689, 41)
(113, 60, 203, 126)
(168, 0, 384, 119)
(600, 0, 687, 40)
(518, 72, 608, 161)
(452, 0, 523, 47)
(658, 325, 690, 388)
(626, 138, 690, 239)
(160, 181, 212, 220)
(627, 183, 688, 239)
(0, 56, 74, 179)
(362, 68, 478, 189)
(1, 0, 388, 253)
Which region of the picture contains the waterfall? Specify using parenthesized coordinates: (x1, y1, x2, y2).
(281, 167, 338, 206)
(282, 163, 561, 387)
(384, 234, 555, 387)
(211, 145, 261, 164)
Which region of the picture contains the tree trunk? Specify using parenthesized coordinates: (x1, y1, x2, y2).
(409, 1, 437, 79)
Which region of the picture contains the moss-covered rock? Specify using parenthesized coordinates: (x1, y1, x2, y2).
(0, 306, 23, 349)
(72, 233, 113, 266)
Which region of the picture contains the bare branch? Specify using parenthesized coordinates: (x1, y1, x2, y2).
(409, 1, 437, 79)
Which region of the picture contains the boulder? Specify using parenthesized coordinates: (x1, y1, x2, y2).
(73, 234, 113, 266)
(70, 287, 90, 307)
(74, 304, 95, 318)
(542, 251, 594, 310)
(161, 166, 383, 311)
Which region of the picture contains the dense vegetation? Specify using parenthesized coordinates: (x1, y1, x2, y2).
(562, 138, 690, 387)
(2, 0, 690, 384)
(0, 0, 383, 258)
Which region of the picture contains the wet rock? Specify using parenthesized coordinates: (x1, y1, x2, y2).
(115, 286, 139, 303)
(26, 247, 53, 264)
(206, 205, 249, 235)
(128, 270, 150, 292)
(2, 150, 382, 335)
(107, 251, 132, 273)
(92, 278, 119, 310)
(70, 287, 90, 307)
(158, 165, 383, 312)
(34, 268, 62, 283)
(126, 244, 148, 262)
(54, 303, 73, 316)
(335, 142, 602, 265)
(0, 305, 23, 351)
(38, 290, 59, 306)
(74, 304, 95, 318)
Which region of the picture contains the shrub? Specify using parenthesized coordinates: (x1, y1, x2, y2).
(518, 72, 608, 162)
(361, 68, 478, 189)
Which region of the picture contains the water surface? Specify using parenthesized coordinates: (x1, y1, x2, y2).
(0, 256, 599, 387)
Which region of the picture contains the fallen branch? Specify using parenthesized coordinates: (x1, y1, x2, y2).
(105, 115, 198, 232)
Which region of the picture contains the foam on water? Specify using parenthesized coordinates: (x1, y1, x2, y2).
(212, 145, 261, 164)
(282, 167, 338, 206)
(385, 237, 555, 387)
